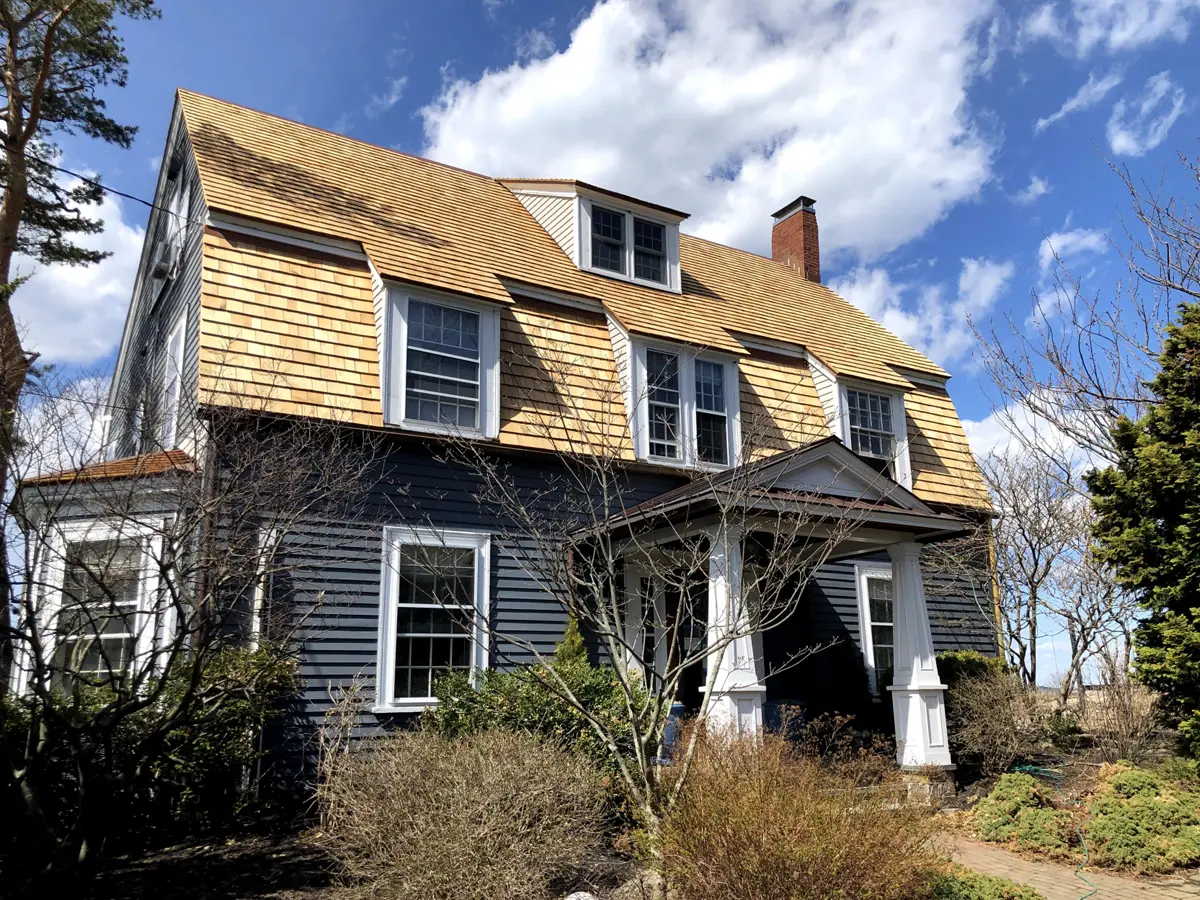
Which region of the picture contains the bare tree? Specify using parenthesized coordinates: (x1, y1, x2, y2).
(978, 449, 1079, 685)
(973, 155, 1199, 468)
(2, 367, 379, 884)
(396, 329, 916, 851)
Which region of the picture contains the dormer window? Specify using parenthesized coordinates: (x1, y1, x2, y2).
(385, 288, 501, 439)
(634, 343, 738, 467)
(839, 385, 910, 486)
(581, 199, 681, 291)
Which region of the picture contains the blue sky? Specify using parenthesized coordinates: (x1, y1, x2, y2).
(10, 0, 1200, 674)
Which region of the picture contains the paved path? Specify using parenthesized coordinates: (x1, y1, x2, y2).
(951, 838, 1200, 900)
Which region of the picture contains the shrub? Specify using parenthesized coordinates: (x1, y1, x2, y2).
(974, 774, 1075, 859)
(1081, 656, 1161, 765)
(422, 638, 644, 785)
(1087, 764, 1200, 874)
(1157, 756, 1200, 787)
(949, 670, 1048, 773)
(318, 729, 610, 900)
(932, 869, 1046, 900)
(938, 650, 1006, 692)
(662, 730, 942, 900)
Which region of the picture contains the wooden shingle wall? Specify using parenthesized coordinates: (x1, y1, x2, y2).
(906, 386, 992, 509)
(739, 353, 830, 462)
(198, 228, 383, 426)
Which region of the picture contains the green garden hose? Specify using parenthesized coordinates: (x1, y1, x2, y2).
(1011, 764, 1098, 900)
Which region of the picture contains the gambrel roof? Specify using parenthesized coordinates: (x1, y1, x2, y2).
(175, 90, 989, 511)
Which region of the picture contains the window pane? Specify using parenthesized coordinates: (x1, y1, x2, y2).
(695, 361, 725, 413)
(394, 544, 477, 699)
(634, 249, 664, 283)
(697, 411, 728, 465)
(873, 646, 894, 676)
(592, 207, 625, 274)
(633, 219, 666, 283)
(405, 301, 482, 428)
(54, 539, 142, 687)
(646, 350, 681, 459)
(846, 390, 895, 465)
(634, 219, 664, 253)
(871, 624, 894, 648)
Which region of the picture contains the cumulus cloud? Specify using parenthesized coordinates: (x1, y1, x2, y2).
(1014, 174, 1051, 204)
(1033, 70, 1121, 132)
(365, 76, 409, 119)
(422, 0, 996, 261)
(1022, 0, 1200, 55)
(1038, 226, 1107, 274)
(830, 257, 1013, 366)
(10, 187, 144, 366)
(17, 376, 110, 477)
(1106, 71, 1186, 156)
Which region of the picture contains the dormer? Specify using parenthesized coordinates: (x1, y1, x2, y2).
(501, 179, 687, 293)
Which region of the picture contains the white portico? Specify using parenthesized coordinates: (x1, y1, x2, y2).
(611, 437, 968, 769)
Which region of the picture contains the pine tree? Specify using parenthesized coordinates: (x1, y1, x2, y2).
(1087, 301, 1200, 757)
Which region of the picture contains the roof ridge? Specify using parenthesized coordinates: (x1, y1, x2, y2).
(175, 88, 506, 188)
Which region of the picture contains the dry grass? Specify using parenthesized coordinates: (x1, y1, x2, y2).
(1082, 658, 1161, 765)
(662, 729, 944, 900)
(317, 729, 612, 900)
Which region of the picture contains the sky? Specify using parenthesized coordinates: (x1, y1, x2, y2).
(10, 0, 1200, 679)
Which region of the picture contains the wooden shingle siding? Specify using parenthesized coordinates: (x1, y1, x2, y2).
(738, 353, 830, 462)
(905, 386, 992, 509)
(198, 228, 383, 426)
(176, 90, 989, 512)
(808, 360, 841, 435)
(513, 191, 576, 261)
(498, 298, 634, 457)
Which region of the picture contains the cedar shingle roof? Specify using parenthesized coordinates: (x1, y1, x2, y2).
(21, 450, 196, 487)
(178, 89, 944, 386)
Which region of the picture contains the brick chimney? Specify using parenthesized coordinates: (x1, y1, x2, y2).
(771, 195, 820, 283)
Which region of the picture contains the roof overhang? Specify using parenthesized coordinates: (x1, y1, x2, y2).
(581, 438, 969, 545)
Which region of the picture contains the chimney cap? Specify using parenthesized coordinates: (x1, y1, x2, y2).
(771, 194, 816, 221)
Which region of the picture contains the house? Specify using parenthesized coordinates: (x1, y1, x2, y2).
(13, 90, 995, 771)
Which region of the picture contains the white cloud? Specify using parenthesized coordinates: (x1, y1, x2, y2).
(1038, 226, 1107, 274)
(16, 376, 109, 477)
(1106, 70, 1186, 156)
(1033, 70, 1121, 132)
(365, 76, 409, 119)
(1014, 174, 1051, 204)
(516, 23, 556, 61)
(10, 188, 144, 366)
(422, 0, 996, 261)
(1022, 0, 1200, 55)
(961, 400, 1081, 459)
(830, 257, 1013, 366)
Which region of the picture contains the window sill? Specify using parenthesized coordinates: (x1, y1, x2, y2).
(642, 454, 734, 473)
(584, 264, 679, 294)
(387, 418, 494, 441)
(373, 698, 438, 715)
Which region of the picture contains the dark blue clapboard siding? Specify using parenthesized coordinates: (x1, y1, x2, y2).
(271, 442, 996, 757)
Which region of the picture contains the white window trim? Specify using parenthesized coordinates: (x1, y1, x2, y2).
(631, 340, 741, 470)
(375, 525, 492, 714)
(854, 562, 893, 698)
(579, 198, 681, 293)
(837, 382, 912, 489)
(13, 518, 168, 697)
(384, 288, 501, 440)
(161, 312, 187, 448)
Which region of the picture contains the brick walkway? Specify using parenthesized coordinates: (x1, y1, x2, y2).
(951, 838, 1200, 900)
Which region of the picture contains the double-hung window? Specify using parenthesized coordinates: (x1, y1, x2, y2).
(856, 567, 895, 695)
(635, 344, 738, 467)
(387, 290, 500, 438)
(591, 206, 626, 275)
(52, 538, 144, 689)
(646, 349, 682, 460)
(846, 388, 898, 476)
(377, 527, 490, 712)
(586, 203, 676, 288)
(161, 313, 186, 448)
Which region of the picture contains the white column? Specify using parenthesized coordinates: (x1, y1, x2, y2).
(703, 526, 766, 734)
(887, 541, 952, 768)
